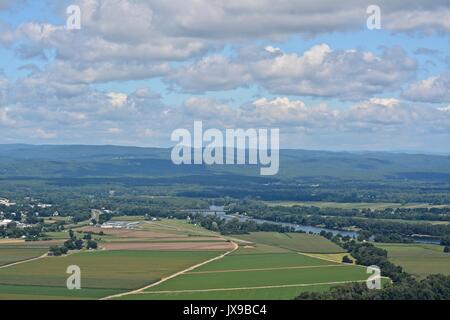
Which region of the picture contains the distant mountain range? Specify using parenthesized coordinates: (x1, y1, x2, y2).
(0, 144, 449, 182)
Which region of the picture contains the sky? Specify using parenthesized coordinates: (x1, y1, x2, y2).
(0, 0, 449, 152)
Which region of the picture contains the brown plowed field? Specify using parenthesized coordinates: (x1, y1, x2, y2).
(80, 227, 176, 238)
(102, 241, 234, 251)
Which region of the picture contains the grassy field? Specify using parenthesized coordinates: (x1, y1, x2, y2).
(150, 260, 362, 291)
(192, 252, 334, 272)
(0, 284, 119, 300)
(352, 217, 449, 226)
(69, 217, 232, 251)
(234, 232, 345, 253)
(44, 216, 72, 224)
(0, 250, 223, 300)
(226, 243, 290, 255)
(123, 250, 367, 300)
(0, 246, 48, 267)
(376, 243, 450, 278)
(121, 283, 336, 300)
(45, 231, 73, 240)
(111, 216, 147, 221)
(140, 219, 220, 237)
(305, 253, 354, 264)
(264, 201, 450, 210)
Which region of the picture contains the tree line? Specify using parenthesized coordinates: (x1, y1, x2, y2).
(192, 215, 292, 235)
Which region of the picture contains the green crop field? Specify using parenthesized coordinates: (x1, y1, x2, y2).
(192, 253, 334, 272)
(116, 231, 367, 300)
(44, 231, 73, 240)
(376, 243, 450, 278)
(0, 246, 48, 267)
(139, 219, 219, 237)
(231, 243, 291, 255)
(149, 261, 364, 291)
(121, 283, 336, 300)
(0, 250, 223, 300)
(121, 251, 367, 300)
(263, 201, 450, 210)
(111, 216, 147, 221)
(234, 232, 345, 253)
(0, 284, 119, 300)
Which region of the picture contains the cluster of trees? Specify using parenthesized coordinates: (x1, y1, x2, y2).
(318, 231, 410, 277)
(179, 178, 450, 204)
(0, 223, 44, 240)
(1, 197, 91, 223)
(97, 212, 112, 225)
(227, 202, 450, 223)
(4, 193, 210, 228)
(192, 215, 292, 235)
(296, 274, 450, 300)
(86, 196, 209, 222)
(365, 207, 450, 222)
(343, 242, 410, 282)
(442, 236, 450, 253)
(342, 255, 354, 264)
(43, 221, 66, 233)
(441, 236, 450, 246)
(49, 230, 97, 256)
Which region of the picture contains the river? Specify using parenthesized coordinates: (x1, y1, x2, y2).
(196, 206, 441, 244)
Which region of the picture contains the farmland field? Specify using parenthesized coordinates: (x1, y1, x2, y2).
(116, 232, 366, 300)
(0, 222, 382, 300)
(375, 243, 450, 278)
(352, 217, 449, 226)
(121, 283, 336, 300)
(119, 250, 367, 300)
(263, 201, 450, 210)
(192, 252, 334, 271)
(0, 284, 119, 300)
(0, 250, 224, 300)
(76, 219, 231, 250)
(229, 243, 290, 255)
(234, 232, 346, 253)
(0, 245, 48, 267)
(305, 253, 354, 264)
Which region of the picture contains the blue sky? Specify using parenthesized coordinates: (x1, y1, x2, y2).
(0, 0, 449, 152)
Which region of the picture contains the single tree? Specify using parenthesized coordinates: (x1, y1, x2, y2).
(87, 240, 98, 250)
(342, 255, 354, 264)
